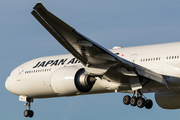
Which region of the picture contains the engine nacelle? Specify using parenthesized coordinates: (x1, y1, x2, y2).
(51, 66, 96, 96)
(155, 91, 180, 109)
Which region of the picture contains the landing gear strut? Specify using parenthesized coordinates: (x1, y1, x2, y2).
(24, 97, 34, 118)
(123, 90, 153, 109)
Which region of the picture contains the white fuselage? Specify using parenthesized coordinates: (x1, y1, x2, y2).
(5, 42, 180, 98)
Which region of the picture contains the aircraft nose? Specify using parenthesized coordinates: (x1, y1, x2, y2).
(5, 76, 11, 92)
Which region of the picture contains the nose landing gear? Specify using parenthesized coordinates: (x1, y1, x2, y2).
(24, 97, 34, 118)
(123, 90, 153, 109)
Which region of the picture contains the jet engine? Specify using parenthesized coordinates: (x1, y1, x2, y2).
(155, 91, 180, 109)
(51, 66, 96, 96)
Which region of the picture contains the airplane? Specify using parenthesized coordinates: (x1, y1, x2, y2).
(5, 2, 180, 118)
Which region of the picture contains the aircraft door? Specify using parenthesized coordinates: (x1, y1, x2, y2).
(130, 54, 137, 63)
(16, 67, 24, 81)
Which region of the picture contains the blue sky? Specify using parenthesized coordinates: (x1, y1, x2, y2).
(1, 0, 180, 119)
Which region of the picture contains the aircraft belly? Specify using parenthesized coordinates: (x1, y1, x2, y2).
(103, 69, 130, 84)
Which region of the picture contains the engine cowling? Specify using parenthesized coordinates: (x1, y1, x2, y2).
(155, 91, 180, 109)
(51, 66, 96, 96)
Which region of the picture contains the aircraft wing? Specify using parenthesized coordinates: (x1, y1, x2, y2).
(31, 2, 168, 88)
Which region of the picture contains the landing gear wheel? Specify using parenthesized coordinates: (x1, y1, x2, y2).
(28, 110, 34, 118)
(123, 95, 130, 105)
(137, 98, 145, 108)
(145, 99, 153, 109)
(24, 110, 34, 118)
(122, 89, 153, 109)
(130, 96, 137, 106)
(23, 97, 34, 118)
(24, 110, 29, 117)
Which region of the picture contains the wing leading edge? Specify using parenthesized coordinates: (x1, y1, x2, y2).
(31, 2, 168, 89)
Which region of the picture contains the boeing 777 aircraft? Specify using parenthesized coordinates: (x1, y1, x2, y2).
(5, 2, 180, 118)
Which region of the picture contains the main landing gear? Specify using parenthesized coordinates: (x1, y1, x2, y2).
(123, 90, 153, 109)
(24, 97, 34, 118)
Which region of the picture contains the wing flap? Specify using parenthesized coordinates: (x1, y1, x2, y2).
(134, 64, 169, 88)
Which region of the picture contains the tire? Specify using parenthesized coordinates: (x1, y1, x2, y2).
(28, 110, 34, 118)
(137, 98, 145, 108)
(24, 110, 29, 117)
(130, 96, 137, 106)
(123, 95, 130, 105)
(145, 99, 153, 109)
